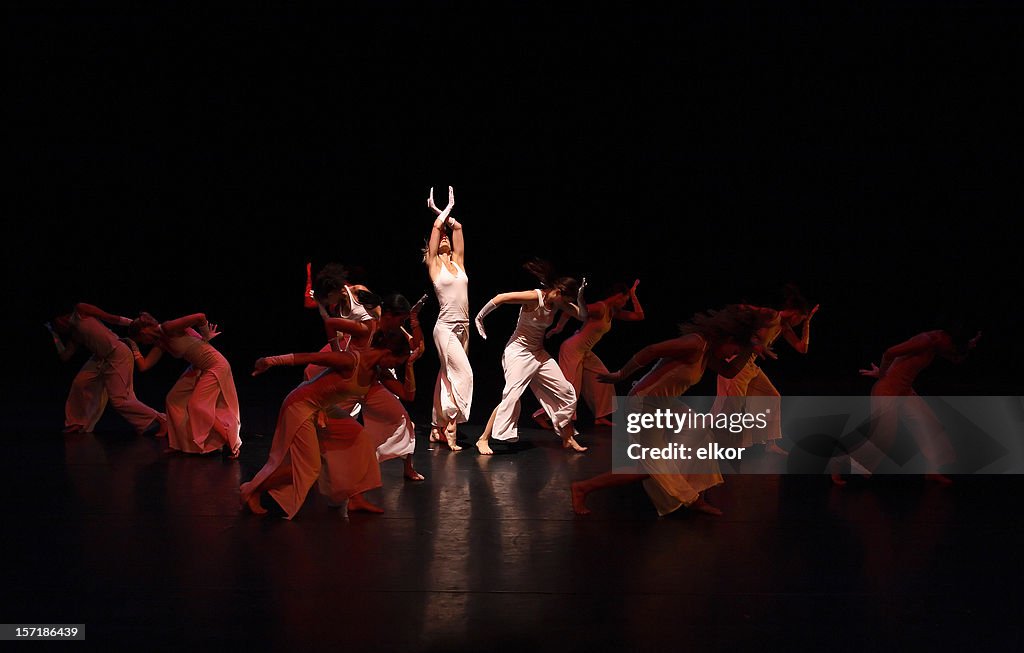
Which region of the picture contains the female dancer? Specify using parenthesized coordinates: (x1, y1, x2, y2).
(240, 330, 410, 518)
(712, 286, 819, 454)
(570, 305, 773, 516)
(47, 303, 166, 435)
(424, 186, 472, 450)
(473, 260, 589, 455)
(834, 327, 982, 485)
(536, 279, 645, 428)
(130, 313, 242, 457)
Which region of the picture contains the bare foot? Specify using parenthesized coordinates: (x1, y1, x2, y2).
(227, 445, 241, 460)
(765, 441, 788, 456)
(62, 424, 84, 434)
(154, 414, 169, 438)
(444, 423, 462, 451)
(429, 426, 443, 443)
(476, 439, 494, 455)
(831, 473, 847, 486)
(571, 482, 591, 515)
(404, 462, 425, 481)
(689, 497, 723, 516)
(594, 417, 615, 427)
(533, 413, 553, 430)
(347, 494, 384, 513)
(925, 473, 953, 486)
(563, 436, 587, 452)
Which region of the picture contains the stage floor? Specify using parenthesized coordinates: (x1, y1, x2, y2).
(3, 421, 1021, 650)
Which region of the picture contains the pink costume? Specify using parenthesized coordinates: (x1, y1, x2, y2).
(431, 261, 473, 428)
(855, 332, 955, 471)
(630, 335, 723, 516)
(712, 312, 783, 447)
(64, 310, 163, 434)
(161, 328, 242, 455)
(241, 351, 371, 519)
(533, 300, 614, 423)
(491, 290, 577, 442)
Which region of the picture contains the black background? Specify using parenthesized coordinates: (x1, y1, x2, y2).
(8, 2, 1023, 433)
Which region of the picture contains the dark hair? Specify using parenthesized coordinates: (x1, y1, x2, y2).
(679, 304, 774, 345)
(381, 293, 411, 315)
(781, 283, 813, 313)
(354, 289, 382, 310)
(128, 313, 159, 339)
(523, 259, 579, 296)
(372, 329, 411, 357)
(313, 264, 349, 298)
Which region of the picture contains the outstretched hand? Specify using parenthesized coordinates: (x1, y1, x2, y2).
(859, 363, 881, 379)
(252, 358, 271, 376)
(204, 323, 221, 341)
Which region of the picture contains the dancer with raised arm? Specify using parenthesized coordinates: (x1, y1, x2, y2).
(712, 285, 819, 455)
(424, 186, 473, 451)
(47, 303, 166, 435)
(473, 260, 589, 455)
(240, 330, 410, 519)
(833, 326, 982, 486)
(570, 305, 773, 516)
(536, 279, 645, 429)
(130, 312, 242, 457)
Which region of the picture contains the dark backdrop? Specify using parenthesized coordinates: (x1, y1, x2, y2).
(8, 2, 1022, 434)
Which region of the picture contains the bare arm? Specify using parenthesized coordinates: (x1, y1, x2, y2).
(781, 304, 818, 354)
(878, 333, 936, 375)
(253, 350, 356, 376)
(599, 335, 706, 383)
(75, 303, 132, 327)
(161, 314, 210, 338)
(616, 280, 645, 321)
(546, 312, 574, 339)
(125, 339, 164, 372)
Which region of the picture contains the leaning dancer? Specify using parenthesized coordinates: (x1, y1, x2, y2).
(712, 286, 819, 455)
(240, 331, 411, 518)
(424, 186, 473, 451)
(571, 305, 773, 516)
(833, 326, 982, 486)
(47, 303, 166, 435)
(130, 313, 242, 458)
(536, 279, 645, 428)
(474, 260, 589, 455)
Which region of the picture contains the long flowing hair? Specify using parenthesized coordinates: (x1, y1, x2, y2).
(523, 258, 578, 296)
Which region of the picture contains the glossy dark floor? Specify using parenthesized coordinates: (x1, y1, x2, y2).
(4, 420, 1021, 651)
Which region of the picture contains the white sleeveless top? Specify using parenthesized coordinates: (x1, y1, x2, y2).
(433, 260, 469, 324)
(508, 290, 554, 352)
(336, 285, 376, 350)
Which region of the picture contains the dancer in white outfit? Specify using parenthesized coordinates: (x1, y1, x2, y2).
(474, 260, 589, 455)
(47, 303, 166, 435)
(130, 313, 242, 458)
(424, 186, 473, 451)
(536, 279, 644, 428)
(571, 305, 775, 516)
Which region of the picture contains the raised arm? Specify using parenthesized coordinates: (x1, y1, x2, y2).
(252, 350, 356, 376)
(781, 304, 819, 354)
(75, 303, 133, 327)
(161, 314, 211, 339)
(616, 280, 646, 321)
(451, 217, 465, 267)
(474, 291, 540, 339)
(425, 186, 456, 271)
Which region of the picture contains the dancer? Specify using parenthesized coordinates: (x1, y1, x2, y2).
(47, 303, 166, 435)
(473, 260, 589, 455)
(712, 286, 819, 455)
(536, 279, 644, 428)
(240, 330, 411, 519)
(129, 313, 242, 458)
(571, 305, 773, 516)
(424, 186, 473, 451)
(832, 327, 982, 486)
